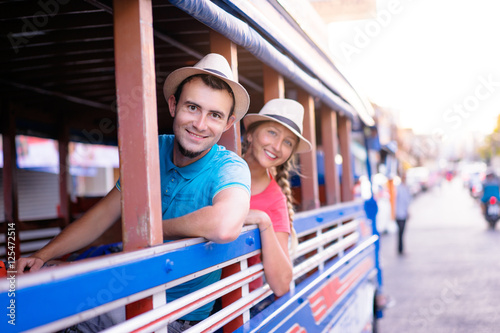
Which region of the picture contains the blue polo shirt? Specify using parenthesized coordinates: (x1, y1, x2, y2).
(117, 135, 250, 320)
(158, 135, 250, 218)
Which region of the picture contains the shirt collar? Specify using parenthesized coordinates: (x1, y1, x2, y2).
(165, 143, 218, 179)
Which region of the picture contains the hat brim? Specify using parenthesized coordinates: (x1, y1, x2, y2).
(163, 67, 250, 122)
(243, 114, 312, 154)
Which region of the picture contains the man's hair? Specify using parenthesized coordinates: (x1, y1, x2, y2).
(173, 74, 235, 120)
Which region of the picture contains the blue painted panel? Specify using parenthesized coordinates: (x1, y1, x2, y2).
(0, 203, 375, 333)
(294, 203, 364, 234)
(236, 243, 376, 333)
(1, 228, 261, 332)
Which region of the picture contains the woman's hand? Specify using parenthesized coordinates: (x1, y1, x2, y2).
(246, 209, 292, 296)
(244, 209, 272, 231)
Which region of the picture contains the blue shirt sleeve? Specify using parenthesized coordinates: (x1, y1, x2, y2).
(212, 151, 251, 198)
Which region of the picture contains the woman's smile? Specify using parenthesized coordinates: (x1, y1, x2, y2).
(264, 149, 278, 160)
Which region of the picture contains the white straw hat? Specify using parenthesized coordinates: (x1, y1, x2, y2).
(163, 53, 250, 122)
(243, 98, 312, 153)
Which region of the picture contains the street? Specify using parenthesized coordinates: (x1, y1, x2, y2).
(377, 178, 500, 333)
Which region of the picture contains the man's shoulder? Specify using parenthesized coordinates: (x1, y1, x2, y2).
(158, 134, 174, 146)
(158, 134, 174, 162)
(208, 145, 250, 181)
(212, 145, 247, 164)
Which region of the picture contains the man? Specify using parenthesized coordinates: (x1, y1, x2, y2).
(16, 53, 251, 330)
(395, 173, 412, 255)
(481, 170, 500, 214)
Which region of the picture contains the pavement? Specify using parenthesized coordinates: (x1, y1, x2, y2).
(377, 178, 500, 333)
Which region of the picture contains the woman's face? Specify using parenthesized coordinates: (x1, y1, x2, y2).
(246, 122, 298, 169)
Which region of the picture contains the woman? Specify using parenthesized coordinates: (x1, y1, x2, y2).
(242, 98, 312, 297)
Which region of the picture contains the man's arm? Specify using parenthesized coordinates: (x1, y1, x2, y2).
(16, 187, 122, 274)
(162, 187, 250, 243)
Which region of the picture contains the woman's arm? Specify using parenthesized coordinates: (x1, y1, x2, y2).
(245, 210, 293, 296)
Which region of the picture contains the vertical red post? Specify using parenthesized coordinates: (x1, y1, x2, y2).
(211, 31, 241, 153)
(263, 64, 285, 102)
(210, 31, 247, 333)
(2, 105, 21, 262)
(58, 122, 70, 227)
(338, 115, 354, 202)
(298, 89, 320, 210)
(321, 105, 341, 205)
(113, 0, 163, 318)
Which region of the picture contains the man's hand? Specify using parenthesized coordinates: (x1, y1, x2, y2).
(16, 256, 44, 274)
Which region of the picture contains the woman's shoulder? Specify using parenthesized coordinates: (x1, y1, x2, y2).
(252, 178, 286, 204)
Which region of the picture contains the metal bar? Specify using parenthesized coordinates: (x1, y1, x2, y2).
(192, 288, 273, 333)
(295, 212, 364, 239)
(2, 228, 262, 332)
(294, 202, 364, 236)
(101, 264, 265, 333)
(221, 262, 245, 333)
(9, 227, 258, 290)
(0, 203, 367, 331)
(292, 233, 360, 279)
(294, 222, 359, 258)
(246, 235, 378, 332)
(25, 263, 261, 333)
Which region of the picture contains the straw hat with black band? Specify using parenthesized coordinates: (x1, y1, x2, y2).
(243, 98, 312, 154)
(163, 53, 250, 122)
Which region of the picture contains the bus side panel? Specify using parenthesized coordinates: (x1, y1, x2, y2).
(237, 244, 377, 333)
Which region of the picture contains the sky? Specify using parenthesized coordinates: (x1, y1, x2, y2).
(327, 0, 500, 142)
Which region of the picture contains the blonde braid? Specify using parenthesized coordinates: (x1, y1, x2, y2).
(275, 160, 298, 254)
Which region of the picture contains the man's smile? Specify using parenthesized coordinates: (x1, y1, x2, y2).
(186, 129, 208, 139)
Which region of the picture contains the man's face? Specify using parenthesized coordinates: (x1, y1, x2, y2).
(168, 77, 235, 166)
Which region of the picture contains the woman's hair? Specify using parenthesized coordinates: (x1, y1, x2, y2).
(242, 120, 299, 252)
(275, 158, 299, 253)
